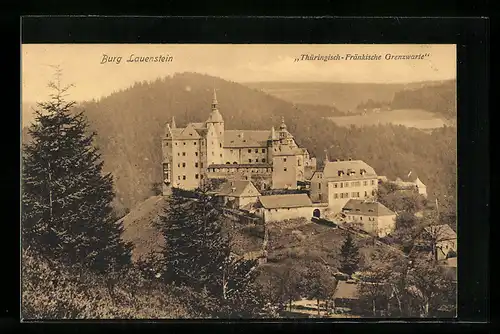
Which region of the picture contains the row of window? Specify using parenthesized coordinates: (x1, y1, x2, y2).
(176, 174, 204, 181)
(166, 141, 223, 148)
(333, 180, 375, 188)
(208, 167, 272, 173)
(177, 162, 204, 168)
(247, 148, 266, 153)
(346, 215, 376, 221)
(333, 190, 375, 199)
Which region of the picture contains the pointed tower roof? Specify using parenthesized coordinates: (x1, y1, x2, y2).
(279, 116, 287, 130)
(212, 88, 218, 108)
(206, 88, 224, 123)
(171, 116, 176, 129)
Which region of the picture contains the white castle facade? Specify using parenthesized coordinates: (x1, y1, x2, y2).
(161, 90, 317, 195)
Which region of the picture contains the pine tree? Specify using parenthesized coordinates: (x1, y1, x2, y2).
(21, 68, 132, 273)
(159, 185, 263, 317)
(339, 232, 361, 277)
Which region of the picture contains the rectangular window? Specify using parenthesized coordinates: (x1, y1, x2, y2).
(177, 176, 180, 180)
(220, 154, 223, 158)
(195, 163, 199, 167)
(166, 142, 169, 146)
(284, 167, 287, 172)
(345, 182, 349, 187)
(201, 163, 204, 168)
(201, 175, 204, 179)
(352, 192, 357, 197)
(220, 143, 222, 148)
(340, 193, 343, 199)
(262, 149, 266, 153)
(212, 152, 214, 156)
(195, 152, 198, 156)
(255, 149, 258, 153)
(365, 191, 368, 197)
(318, 183, 321, 190)
(334, 183, 338, 188)
(262, 158, 266, 163)
(177, 163, 180, 167)
(182, 152, 186, 156)
(177, 153, 180, 156)
(360, 216, 363, 220)
(334, 193, 338, 199)
(175, 142, 178, 145)
(183, 175, 186, 180)
(284, 158, 287, 162)
(195, 174, 199, 179)
(194, 142, 196, 145)
(340, 183, 343, 188)
(183, 142, 186, 145)
(249, 159, 252, 163)
(182, 163, 186, 167)
(363, 181, 368, 186)
(248, 149, 252, 153)
(345, 193, 349, 198)
(371, 180, 375, 185)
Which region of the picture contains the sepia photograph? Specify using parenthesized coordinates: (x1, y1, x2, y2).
(21, 44, 457, 319)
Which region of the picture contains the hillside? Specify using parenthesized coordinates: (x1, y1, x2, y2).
(23, 72, 456, 216)
(244, 81, 445, 112)
(391, 80, 456, 118)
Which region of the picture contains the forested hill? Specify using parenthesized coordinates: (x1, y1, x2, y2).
(391, 80, 456, 118)
(33, 72, 454, 215)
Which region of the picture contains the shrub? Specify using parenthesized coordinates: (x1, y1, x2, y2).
(21, 249, 196, 319)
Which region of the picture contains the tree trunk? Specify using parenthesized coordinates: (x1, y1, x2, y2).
(289, 299, 292, 312)
(317, 299, 320, 316)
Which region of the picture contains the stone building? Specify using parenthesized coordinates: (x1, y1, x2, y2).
(341, 199, 396, 237)
(161, 90, 316, 194)
(209, 180, 261, 210)
(309, 159, 379, 213)
(256, 193, 315, 223)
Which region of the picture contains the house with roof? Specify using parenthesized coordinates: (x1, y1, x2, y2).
(422, 224, 457, 261)
(161, 90, 316, 194)
(341, 199, 397, 237)
(332, 280, 360, 313)
(309, 159, 379, 213)
(256, 193, 317, 223)
(392, 171, 428, 198)
(209, 180, 261, 210)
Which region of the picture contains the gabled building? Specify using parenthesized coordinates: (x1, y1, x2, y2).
(161, 90, 316, 194)
(422, 224, 457, 261)
(210, 180, 261, 210)
(256, 193, 314, 223)
(310, 159, 379, 213)
(392, 172, 428, 198)
(341, 199, 396, 237)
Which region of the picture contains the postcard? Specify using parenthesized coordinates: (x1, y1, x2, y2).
(21, 44, 457, 319)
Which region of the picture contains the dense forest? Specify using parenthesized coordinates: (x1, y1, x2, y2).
(391, 80, 456, 118)
(25, 72, 455, 217)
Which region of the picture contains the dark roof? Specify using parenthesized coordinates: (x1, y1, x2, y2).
(342, 199, 395, 216)
(259, 193, 312, 209)
(224, 130, 271, 148)
(213, 180, 260, 197)
(323, 160, 377, 181)
(333, 281, 359, 300)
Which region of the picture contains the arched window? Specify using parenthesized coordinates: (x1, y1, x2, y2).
(233, 161, 238, 164)
(226, 162, 231, 164)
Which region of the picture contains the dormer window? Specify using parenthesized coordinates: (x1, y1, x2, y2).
(338, 170, 344, 177)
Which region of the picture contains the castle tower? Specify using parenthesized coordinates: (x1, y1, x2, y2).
(205, 89, 225, 165)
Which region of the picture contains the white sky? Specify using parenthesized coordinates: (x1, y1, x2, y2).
(22, 44, 456, 103)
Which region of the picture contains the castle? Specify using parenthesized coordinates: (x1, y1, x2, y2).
(161, 91, 397, 237)
(161, 90, 317, 194)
